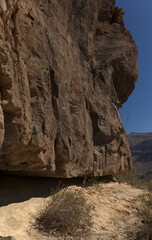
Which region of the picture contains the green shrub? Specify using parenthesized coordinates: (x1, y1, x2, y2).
(116, 170, 143, 188)
(32, 186, 92, 236)
(144, 179, 152, 192)
(139, 195, 152, 224)
(137, 194, 152, 239)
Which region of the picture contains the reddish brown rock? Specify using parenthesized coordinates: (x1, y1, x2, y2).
(0, 0, 138, 177)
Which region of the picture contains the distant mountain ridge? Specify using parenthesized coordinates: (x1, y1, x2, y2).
(128, 132, 152, 179)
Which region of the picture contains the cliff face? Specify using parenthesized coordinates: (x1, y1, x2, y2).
(128, 133, 152, 179)
(0, 0, 138, 177)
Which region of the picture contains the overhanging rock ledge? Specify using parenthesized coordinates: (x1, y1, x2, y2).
(0, 0, 138, 177)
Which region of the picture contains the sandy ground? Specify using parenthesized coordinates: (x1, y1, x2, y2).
(0, 176, 148, 240)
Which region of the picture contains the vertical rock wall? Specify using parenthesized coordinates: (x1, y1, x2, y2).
(0, 0, 138, 177)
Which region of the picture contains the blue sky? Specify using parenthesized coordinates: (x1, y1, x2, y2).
(116, 0, 152, 134)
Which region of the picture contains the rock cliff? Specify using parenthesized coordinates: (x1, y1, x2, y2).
(0, 0, 138, 177)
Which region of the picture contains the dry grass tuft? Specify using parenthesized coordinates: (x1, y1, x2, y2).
(32, 186, 92, 236)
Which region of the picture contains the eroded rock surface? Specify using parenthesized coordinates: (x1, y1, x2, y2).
(0, 0, 138, 177)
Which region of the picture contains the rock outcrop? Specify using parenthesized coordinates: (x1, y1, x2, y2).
(0, 0, 138, 177)
(128, 132, 152, 179)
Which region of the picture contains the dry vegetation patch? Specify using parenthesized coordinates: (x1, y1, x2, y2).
(116, 171, 152, 239)
(0, 178, 151, 240)
(32, 186, 92, 237)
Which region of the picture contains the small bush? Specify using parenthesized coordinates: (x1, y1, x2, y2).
(144, 179, 152, 192)
(116, 170, 143, 188)
(116, 170, 152, 239)
(32, 186, 92, 236)
(140, 195, 152, 223)
(137, 194, 152, 239)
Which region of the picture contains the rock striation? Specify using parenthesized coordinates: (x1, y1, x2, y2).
(0, 0, 138, 177)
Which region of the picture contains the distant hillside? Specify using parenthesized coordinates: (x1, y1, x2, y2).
(128, 132, 152, 179)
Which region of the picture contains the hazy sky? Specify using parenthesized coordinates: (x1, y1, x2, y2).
(116, 0, 152, 134)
